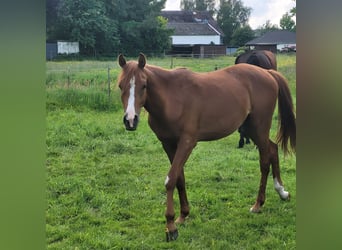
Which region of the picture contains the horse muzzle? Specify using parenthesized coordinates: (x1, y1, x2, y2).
(123, 114, 139, 131)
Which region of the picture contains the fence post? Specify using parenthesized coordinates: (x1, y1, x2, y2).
(170, 56, 173, 69)
(67, 67, 70, 88)
(107, 66, 111, 109)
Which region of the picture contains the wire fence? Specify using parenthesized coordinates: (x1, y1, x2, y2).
(46, 55, 237, 111)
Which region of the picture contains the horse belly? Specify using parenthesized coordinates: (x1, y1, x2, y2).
(198, 114, 247, 141)
(197, 95, 249, 141)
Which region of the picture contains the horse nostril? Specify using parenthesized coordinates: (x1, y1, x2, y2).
(123, 114, 139, 131)
(134, 115, 139, 125)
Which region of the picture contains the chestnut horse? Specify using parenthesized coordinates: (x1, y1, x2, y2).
(235, 50, 278, 148)
(117, 53, 295, 242)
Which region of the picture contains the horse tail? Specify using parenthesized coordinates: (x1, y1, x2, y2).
(268, 70, 296, 155)
(264, 51, 277, 70)
(234, 54, 241, 64)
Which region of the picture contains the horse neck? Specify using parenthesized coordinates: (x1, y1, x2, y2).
(144, 65, 170, 116)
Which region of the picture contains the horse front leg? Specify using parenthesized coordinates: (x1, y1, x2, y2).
(163, 136, 196, 241)
(164, 169, 189, 241)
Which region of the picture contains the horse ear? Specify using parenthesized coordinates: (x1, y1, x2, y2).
(118, 54, 126, 68)
(138, 53, 146, 69)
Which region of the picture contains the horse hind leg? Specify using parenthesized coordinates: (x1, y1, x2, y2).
(175, 168, 189, 224)
(241, 118, 272, 212)
(269, 141, 290, 200)
(238, 116, 251, 148)
(238, 126, 245, 148)
(250, 141, 271, 213)
(249, 138, 290, 213)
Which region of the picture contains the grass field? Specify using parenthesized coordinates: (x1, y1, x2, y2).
(46, 54, 296, 249)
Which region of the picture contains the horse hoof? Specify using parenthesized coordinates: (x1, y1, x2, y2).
(175, 216, 186, 224)
(249, 206, 261, 213)
(165, 228, 178, 242)
(280, 192, 290, 201)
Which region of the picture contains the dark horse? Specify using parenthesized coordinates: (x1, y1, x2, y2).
(235, 50, 277, 70)
(117, 53, 295, 242)
(235, 50, 278, 148)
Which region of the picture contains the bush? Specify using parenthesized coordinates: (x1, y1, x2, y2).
(233, 46, 249, 57)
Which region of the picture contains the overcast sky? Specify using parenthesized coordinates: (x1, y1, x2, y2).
(163, 0, 296, 29)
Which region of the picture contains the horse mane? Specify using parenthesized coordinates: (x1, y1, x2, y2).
(144, 64, 191, 83)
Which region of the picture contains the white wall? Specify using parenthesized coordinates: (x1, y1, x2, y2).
(277, 43, 296, 50)
(171, 35, 221, 45)
(57, 41, 79, 54)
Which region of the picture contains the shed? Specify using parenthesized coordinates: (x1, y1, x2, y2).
(46, 42, 57, 60)
(193, 45, 227, 58)
(245, 31, 296, 53)
(57, 41, 79, 54)
(46, 41, 79, 60)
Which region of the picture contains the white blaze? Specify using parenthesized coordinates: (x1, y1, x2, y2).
(125, 76, 136, 127)
(273, 178, 289, 200)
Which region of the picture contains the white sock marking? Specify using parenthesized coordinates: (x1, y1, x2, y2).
(164, 176, 170, 186)
(274, 178, 289, 200)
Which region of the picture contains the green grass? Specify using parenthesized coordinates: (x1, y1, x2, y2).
(46, 54, 296, 249)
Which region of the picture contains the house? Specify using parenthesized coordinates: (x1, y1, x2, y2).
(245, 31, 296, 53)
(161, 10, 225, 57)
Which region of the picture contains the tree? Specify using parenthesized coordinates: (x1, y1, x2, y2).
(181, 0, 195, 10)
(289, 2, 296, 32)
(46, 0, 60, 41)
(216, 0, 251, 45)
(141, 16, 173, 55)
(230, 25, 254, 46)
(255, 20, 279, 37)
(46, 0, 172, 56)
(52, 0, 119, 55)
(290, 0, 296, 17)
(280, 12, 295, 31)
(180, 0, 216, 14)
(114, 0, 171, 55)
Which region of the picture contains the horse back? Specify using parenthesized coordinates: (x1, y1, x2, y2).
(224, 64, 279, 115)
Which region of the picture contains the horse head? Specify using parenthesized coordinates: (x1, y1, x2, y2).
(118, 53, 147, 131)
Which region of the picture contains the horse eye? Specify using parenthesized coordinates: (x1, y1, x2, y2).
(142, 84, 147, 89)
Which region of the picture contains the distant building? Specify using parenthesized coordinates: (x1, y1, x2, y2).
(46, 41, 79, 60)
(161, 10, 226, 57)
(46, 42, 57, 60)
(57, 41, 79, 54)
(226, 47, 238, 55)
(245, 31, 296, 53)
